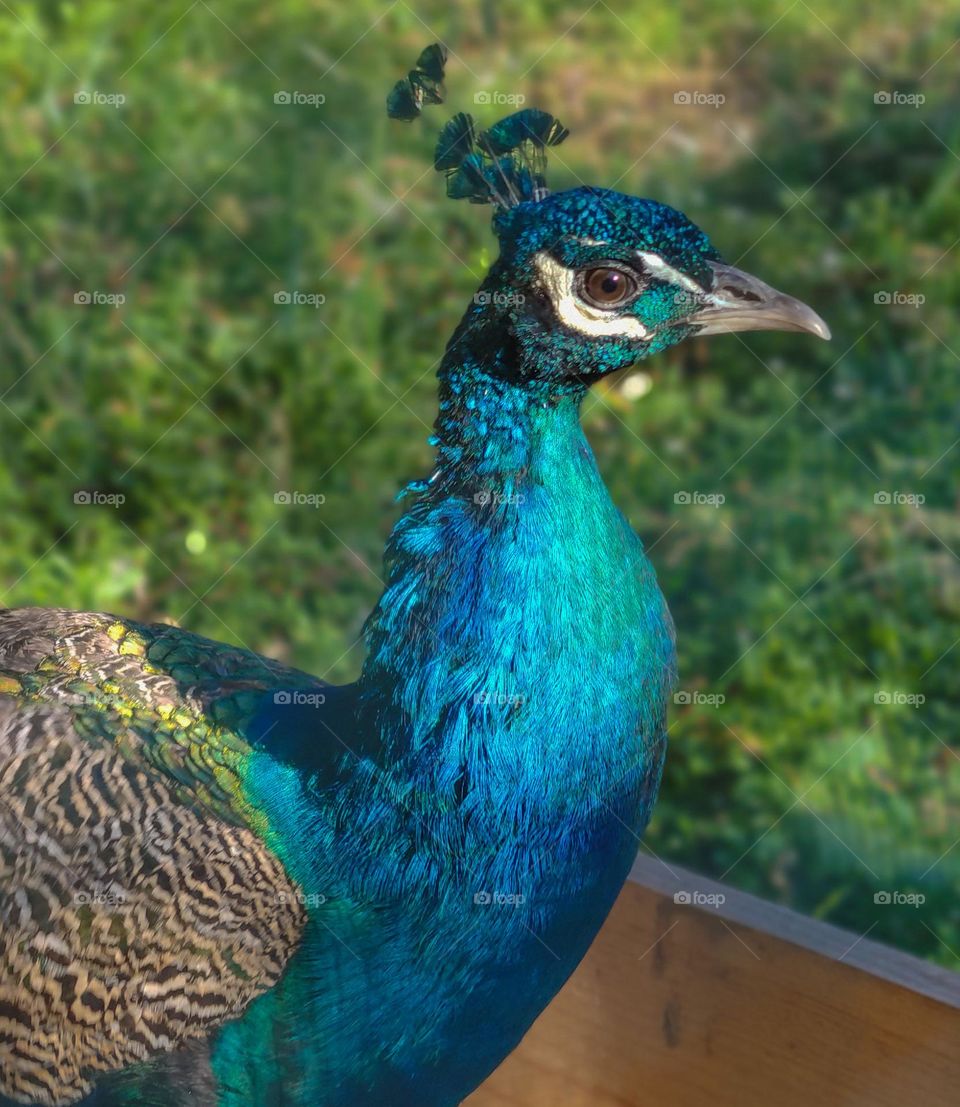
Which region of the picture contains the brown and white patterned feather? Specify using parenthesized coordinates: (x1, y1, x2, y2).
(0, 608, 312, 1106)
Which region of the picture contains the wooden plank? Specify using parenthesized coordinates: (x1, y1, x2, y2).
(630, 855, 960, 1009)
(467, 857, 960, 1106)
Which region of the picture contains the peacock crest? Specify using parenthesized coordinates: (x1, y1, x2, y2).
(387, 42, 569, 207)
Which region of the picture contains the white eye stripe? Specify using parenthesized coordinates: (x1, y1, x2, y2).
(635, 251, 703, 294)
(532, 253, 650, 341)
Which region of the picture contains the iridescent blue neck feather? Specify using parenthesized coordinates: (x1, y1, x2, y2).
(220, 282, 676, 1106)
(358, 296, 676, 814)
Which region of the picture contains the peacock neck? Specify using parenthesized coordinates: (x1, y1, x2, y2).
(227, 322, 675, 1107)
(425, 292, 590, 479)
(431, 359, 587, 475)
(356, 320, 675, 816)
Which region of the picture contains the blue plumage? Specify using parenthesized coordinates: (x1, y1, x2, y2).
(0, 42, 829, 1107)
(220, 341, 675, 1105)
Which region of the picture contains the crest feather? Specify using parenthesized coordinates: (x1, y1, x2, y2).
(388, 44, 568, 209)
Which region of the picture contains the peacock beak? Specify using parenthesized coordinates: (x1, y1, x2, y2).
(683, 260, 831, 340)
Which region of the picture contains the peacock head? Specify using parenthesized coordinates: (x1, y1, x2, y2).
(483, 185, 829, 381)
(388, 45, 828, 386)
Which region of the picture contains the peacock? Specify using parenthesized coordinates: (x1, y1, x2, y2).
(0, 43, 829, 1107)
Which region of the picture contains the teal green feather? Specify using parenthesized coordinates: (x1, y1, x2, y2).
(386, 43, 448, 120)
(479, 108, 569, 154)
(433, 112, 475, 170)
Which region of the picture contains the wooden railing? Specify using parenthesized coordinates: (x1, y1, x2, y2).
(467, 856, 960, 1106)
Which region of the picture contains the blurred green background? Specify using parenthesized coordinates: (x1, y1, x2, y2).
(0, 1, 957, 967)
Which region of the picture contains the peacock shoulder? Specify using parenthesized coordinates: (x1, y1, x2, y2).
(0, 607, 322, 1106)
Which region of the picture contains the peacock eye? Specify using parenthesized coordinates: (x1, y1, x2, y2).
(579, 266, 638, 308)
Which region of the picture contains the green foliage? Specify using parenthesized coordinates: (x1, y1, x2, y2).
(0, 1, 956, 967)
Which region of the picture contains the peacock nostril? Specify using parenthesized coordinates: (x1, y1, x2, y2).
(722, 284, 763, 302)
